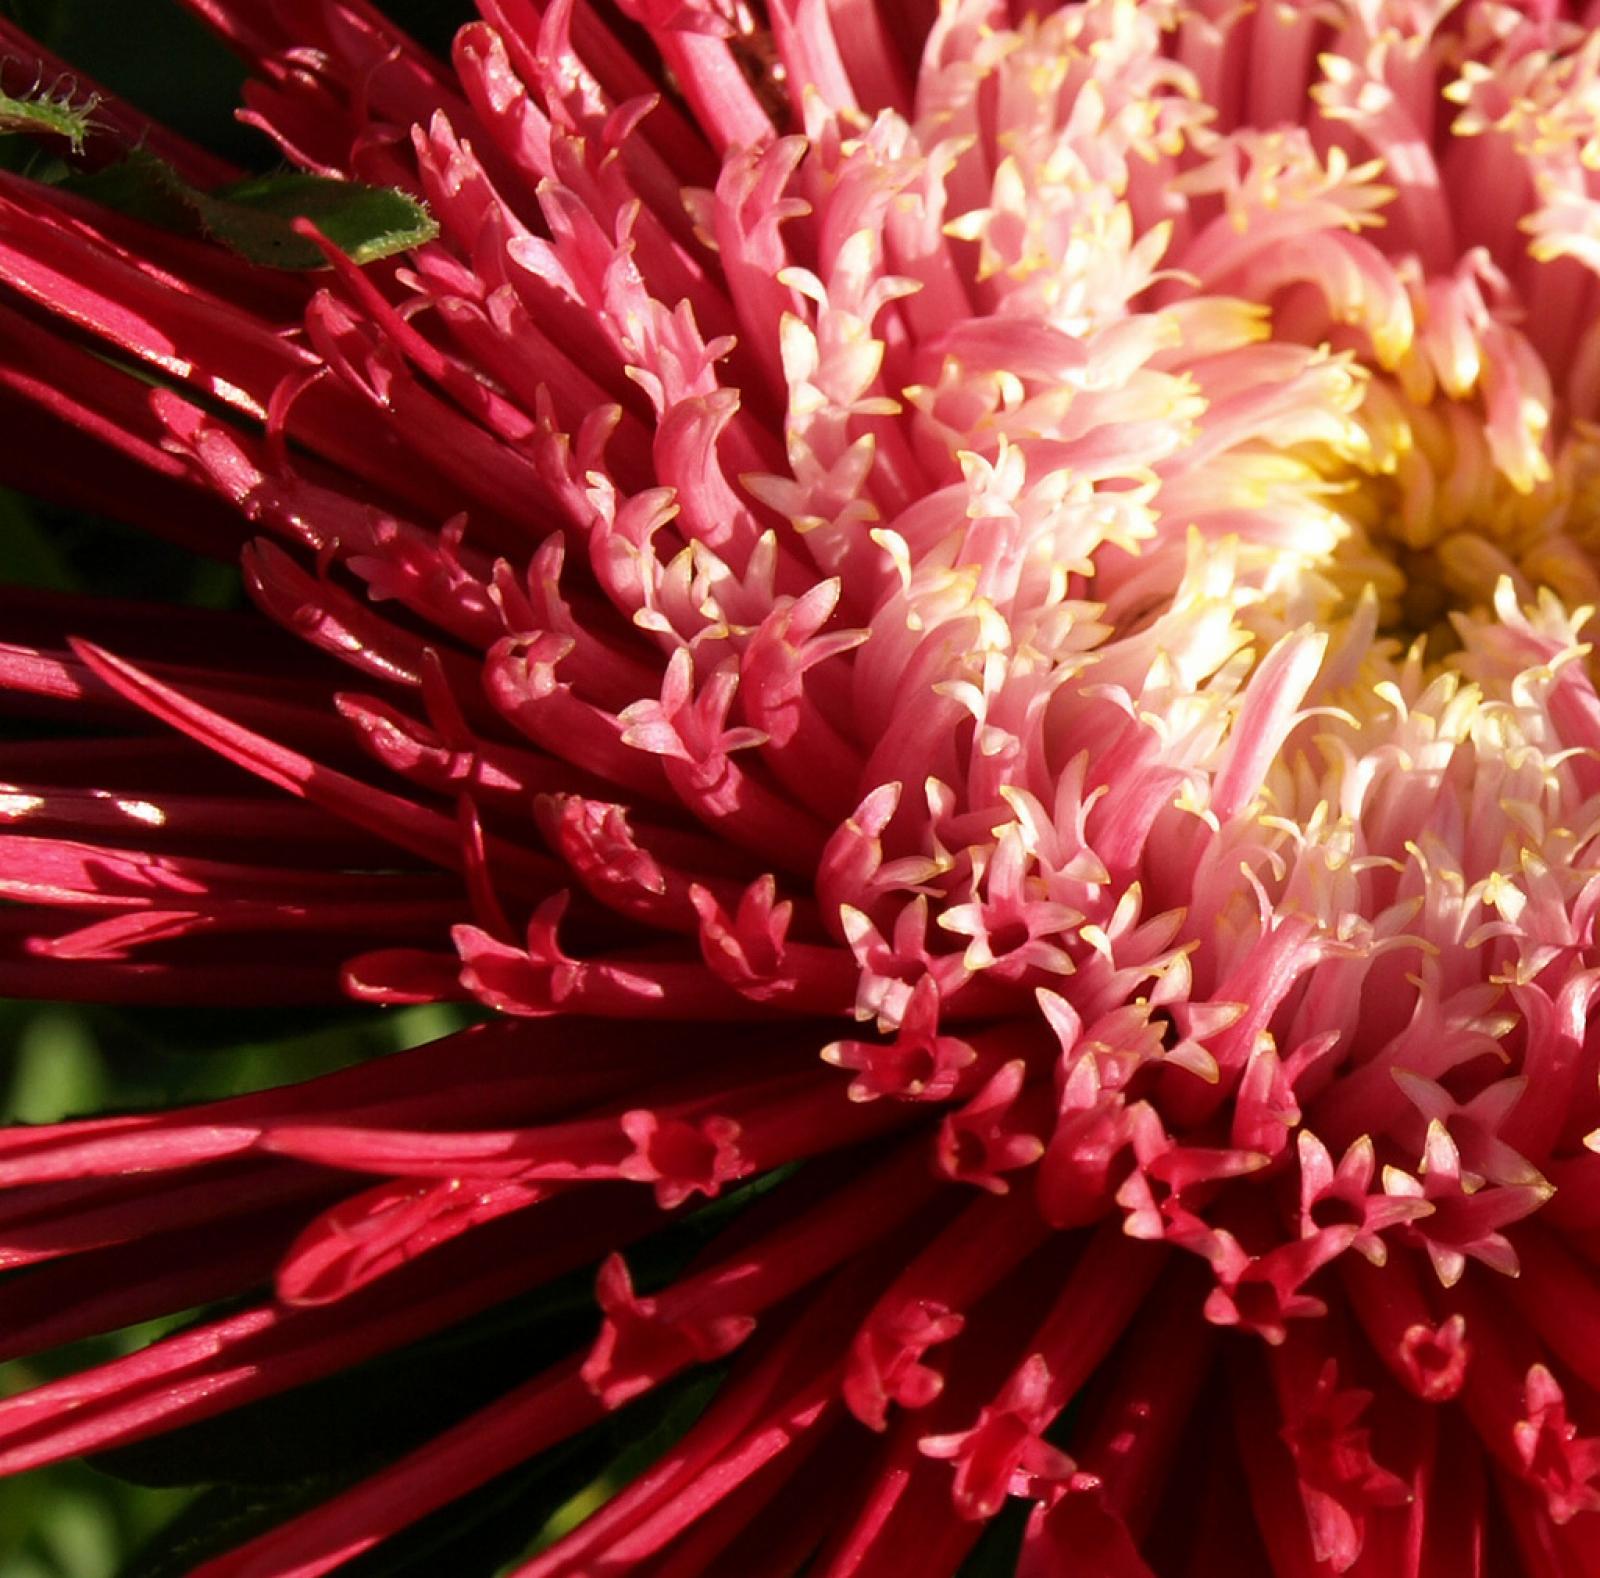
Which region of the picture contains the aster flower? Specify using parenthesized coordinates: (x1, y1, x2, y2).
(6, 0, 1600, 1570)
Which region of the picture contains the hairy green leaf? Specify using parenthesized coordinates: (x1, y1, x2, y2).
(196, 172, 438, 268)
(0, 79, 96, 152)
(63, 152, 438, 269)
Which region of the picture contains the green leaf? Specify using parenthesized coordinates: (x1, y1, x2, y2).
(195, 172, 438, 268)
(11, 0, 255, 163)
(0, 79, 97, 153)
(63, 152, 438, 270)
(58, 148, 197, 230)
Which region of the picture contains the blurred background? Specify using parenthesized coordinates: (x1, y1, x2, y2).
(0, 995, 467, 1578)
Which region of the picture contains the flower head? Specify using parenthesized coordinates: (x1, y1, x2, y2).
(6, 0, 1600, 1570)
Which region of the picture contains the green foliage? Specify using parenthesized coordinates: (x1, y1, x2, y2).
(0, 1466, 191, 1578)
(4, 0, 440, 274)
(63, 152, 441, 270)
(6, 1007, 108, 1122)
(194, 170, 441, 269)
(0, 78, 95, 153)
(0, 0, 253, 164)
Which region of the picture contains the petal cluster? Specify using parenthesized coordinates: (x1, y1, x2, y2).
(6, 0, 1600, 1572)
